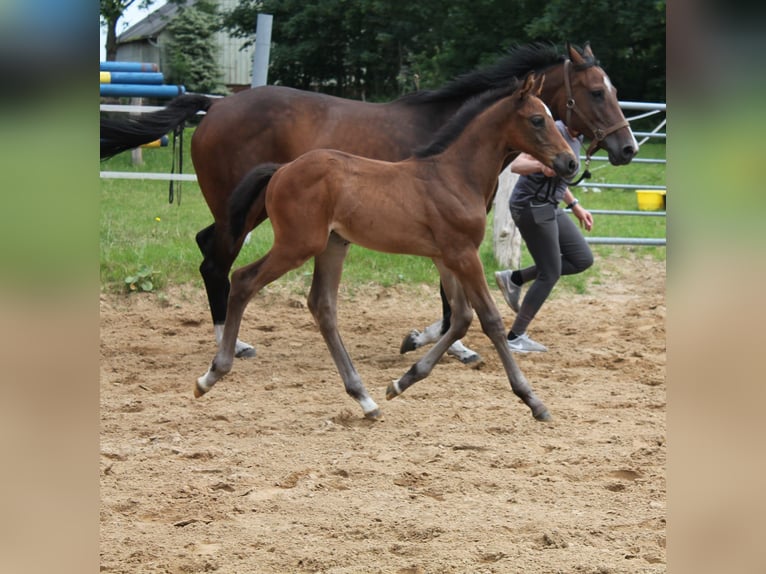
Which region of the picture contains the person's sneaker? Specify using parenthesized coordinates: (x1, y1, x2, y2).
(506, 332, 548, 353)
(495, 270, 521, 313)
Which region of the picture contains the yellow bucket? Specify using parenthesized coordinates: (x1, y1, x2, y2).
(636, 189, 666, 211)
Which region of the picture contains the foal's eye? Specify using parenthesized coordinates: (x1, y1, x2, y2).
(591, 90, 604, 100)
(531, 115, 545, 128)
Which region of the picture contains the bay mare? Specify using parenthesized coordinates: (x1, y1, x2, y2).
(100, 43, 637, 363)
(194, 74, 579, 422)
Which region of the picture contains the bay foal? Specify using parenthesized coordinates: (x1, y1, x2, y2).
(195, 74, 578, 421)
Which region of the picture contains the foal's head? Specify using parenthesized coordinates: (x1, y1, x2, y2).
(510, 73, 580, 181)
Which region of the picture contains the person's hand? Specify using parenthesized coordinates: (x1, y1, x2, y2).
(540, 164, 556, 177)
(573, 205, 593, 231)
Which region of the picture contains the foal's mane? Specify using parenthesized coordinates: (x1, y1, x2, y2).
(399, 43, 568, 106)
(413, 81, 521, 159)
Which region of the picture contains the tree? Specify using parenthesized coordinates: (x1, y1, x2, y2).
(165, 0, 224, 94)
(100, 0, 153, 61)
(524, 0, 666, 100)
(221, 0, 665, 101)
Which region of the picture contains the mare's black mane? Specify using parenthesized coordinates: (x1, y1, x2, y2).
(399, 43, 563, 106)
(400, 43, 598, 108)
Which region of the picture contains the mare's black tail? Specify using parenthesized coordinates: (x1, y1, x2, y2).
(100, 94, 213, 160)
(229, 163, 282, 243)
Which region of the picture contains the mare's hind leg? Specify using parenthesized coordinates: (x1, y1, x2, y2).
(387, 267, 474, 399)
(195, 247, 304, 397)
(196, 223, 256, 358)
(399, 281, 482, 366)
(308, 234, 381, 419)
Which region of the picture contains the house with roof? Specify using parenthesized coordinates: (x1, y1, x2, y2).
(115, 0, 254, 92)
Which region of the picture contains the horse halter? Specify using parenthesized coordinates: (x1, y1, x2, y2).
(563, 58, 630, 161)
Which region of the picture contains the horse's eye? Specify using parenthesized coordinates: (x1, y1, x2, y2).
(591, 90, 604, 100)
(531, 115, 545, 128)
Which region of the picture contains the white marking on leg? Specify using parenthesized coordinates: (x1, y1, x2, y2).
(446, 340, 479, 362)
(215, 324, 254, 356)
(392, 379, 402, 396)
(197, 370, 215, 394)
(359, 396, 379, 415)
(418, 320, 443, 345)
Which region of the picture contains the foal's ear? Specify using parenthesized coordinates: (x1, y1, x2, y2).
(567, 42, 585, 65)
(519, 73, 536, 99)
(534, 74, 545, 96)
(582, 42, 594, 60)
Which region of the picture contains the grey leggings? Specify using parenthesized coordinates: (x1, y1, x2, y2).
(510, 202, 593, 335)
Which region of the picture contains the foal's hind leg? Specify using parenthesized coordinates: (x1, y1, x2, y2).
(399, 282, 482, 366)
(196, 223, 256, 358)
(195, 248, 304, 397)
(308, 234, 381, 419)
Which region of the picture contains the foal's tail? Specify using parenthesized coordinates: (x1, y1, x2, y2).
(100, 94, 214, 160)
(229, 163, 282, 243)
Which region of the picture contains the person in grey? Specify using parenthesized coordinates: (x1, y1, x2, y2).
(495, 120, 594, 353)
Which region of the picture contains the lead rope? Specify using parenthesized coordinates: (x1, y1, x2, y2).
(566, 157, 591, 187)
(168, 122, 185, 205)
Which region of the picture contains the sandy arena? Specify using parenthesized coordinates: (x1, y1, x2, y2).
(100, 253, 665, 573)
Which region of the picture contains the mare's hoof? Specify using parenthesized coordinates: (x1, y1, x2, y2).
(399, 330, 420, 354)
(235, 346, 257, 359)
(533, 408, 552, 422)
(385, 382, 400, 401)
(460, 353, 483, 368)
(194, 382, 208, 398)
(364, 408, 384, 421)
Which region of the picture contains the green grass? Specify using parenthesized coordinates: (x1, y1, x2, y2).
(100, 130, 665, 295)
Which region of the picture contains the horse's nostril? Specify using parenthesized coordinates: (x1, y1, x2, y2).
(569, 159, 578, 172)
(623, 145, 635, 158)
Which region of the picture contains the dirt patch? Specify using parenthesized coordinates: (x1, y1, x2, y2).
(101, 254, 665, 573)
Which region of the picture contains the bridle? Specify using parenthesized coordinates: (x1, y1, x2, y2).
(563, 57, 630, 183)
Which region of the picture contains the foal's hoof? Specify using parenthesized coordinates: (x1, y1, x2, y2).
(235, 346, 257, 359)
(364, 408, 384, 421)
(194, 381, 208, 398)
(399, 330, 420, 354)
(460, 353, 483, 368)
(385, 383, 397, 401)
(533, 408, 552, 422)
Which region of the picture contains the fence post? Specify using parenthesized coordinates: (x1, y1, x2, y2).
(130, 97, 143, 165)
(492, 167, 521, 268)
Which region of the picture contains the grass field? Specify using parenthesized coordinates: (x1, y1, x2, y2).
(100, 129, 665, 295)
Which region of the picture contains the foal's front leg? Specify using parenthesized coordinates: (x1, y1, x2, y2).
(462, 276, 550, 422)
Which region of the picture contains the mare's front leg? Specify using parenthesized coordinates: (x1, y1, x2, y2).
(399, 281, 483, 366)
(309, 234, 381, 419)
(387, 267, 473, 399)
(196, 223, 256, 359)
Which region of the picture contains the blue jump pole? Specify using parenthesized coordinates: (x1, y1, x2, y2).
(100, 84, 186, 98)
(100, 61, 159, 73)
(100, 71, 165, 85)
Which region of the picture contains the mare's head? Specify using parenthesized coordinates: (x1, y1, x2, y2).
(556, 43, 638, 165)
(509, 73, 580, 181)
